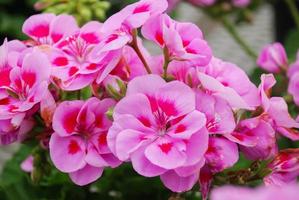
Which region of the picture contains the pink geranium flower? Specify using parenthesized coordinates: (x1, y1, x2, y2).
(108, 74, 208, 192)
(142, 14, 212, 66)
(49, 97, 121, 185)
(257, 43, 288, 73)
(258, 74, 299, 140)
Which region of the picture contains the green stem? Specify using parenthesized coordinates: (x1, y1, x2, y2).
(77, 89, 81, 100)
(163, 47, 170, 79)
(285, 0, 299, 30)
(130, 29, 152, 74)
(220, 16, 257, 60)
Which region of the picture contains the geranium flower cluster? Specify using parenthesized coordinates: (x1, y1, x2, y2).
(1, 0, 299, 199)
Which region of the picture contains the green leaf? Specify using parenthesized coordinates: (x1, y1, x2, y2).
(285, 29, 299, 61)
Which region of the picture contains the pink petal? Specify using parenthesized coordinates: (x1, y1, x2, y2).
(131, 145, 167, 177)
(52, 100, 84, 136)
(85, 144, 109, 167)
(50, 14, 79, 43)
(21, 155, 34, 172)
(168, 110, 206, 139)
(22, 51, 51, 87)
(126, 74, 166, 96)
(197, 71, 251, 110)
(145, 138, 186, 169)
(115, 129, 148, 161)
(156, 80, 195, 117)
(113, 93, 154, 122)
(160, 170, 199, 192)
(22, 13, 55, 39)
(107, 114, 155, 155)
(80, 21, 102, 44)
(175, 158, 205, 177)
(69, 164, 103, 186)
(205, 137, 239, 173)
(183, 128, 209, 166)
(49, 133, 86, 173)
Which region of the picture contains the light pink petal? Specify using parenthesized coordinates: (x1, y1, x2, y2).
(49, 133, 86, 173)
(107, 114, 155, 155)
(184, 128, 209, 166)
(126, 74, 166, 96)
(182, 39, 212, 66)
(79, 21, 102, 44)
(69, 164, 103, 186)
(50, 14, 79, 43)
(141, 14, 167, 47)
(115, 129, 148, 161)
(52, 100, 84, 136)
(168, 110, 206, 139)
(61, 73, 97, 91)
(268, 97, 299, 128)
(22, 13, 55, 39)
(101, 154, 122, 168)
(258, 73, 276, 110)
(160, 170, 198, 192)
(175, 158, 205, 177)
(22, 51, 51, 87)
(131, 145, 167, 177)
(276, 127, 299, 141)
(85, 144, 109, 167)
(113, 93, 154, 122)
(145, 138, 186, 169)
(156, 80, 195, 117)
(197, 71, 251, 110)
(96, 50, 122, 84)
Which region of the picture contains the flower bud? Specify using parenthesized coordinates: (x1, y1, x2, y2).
(257, 43, 288, 73)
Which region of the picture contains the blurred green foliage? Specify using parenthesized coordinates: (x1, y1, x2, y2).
(0, 0, 38, 40)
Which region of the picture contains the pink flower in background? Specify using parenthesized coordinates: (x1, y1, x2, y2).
(0, 118, 34, 145)
(211, 184, 299, 200)
(232, 0, 251, 7)
(49, 98, 121, 185)
(108, 74, 208, 192)
(258, 74, 299, 141)
(257, 43, 288, 73)
(142, 14, 212, 66)
(264, 149, 299, 186)
(21, 155, 34, 173)
(188, 0, 216, 7)
(22, 14, 78, 46)
(288, 53, 299, 106)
